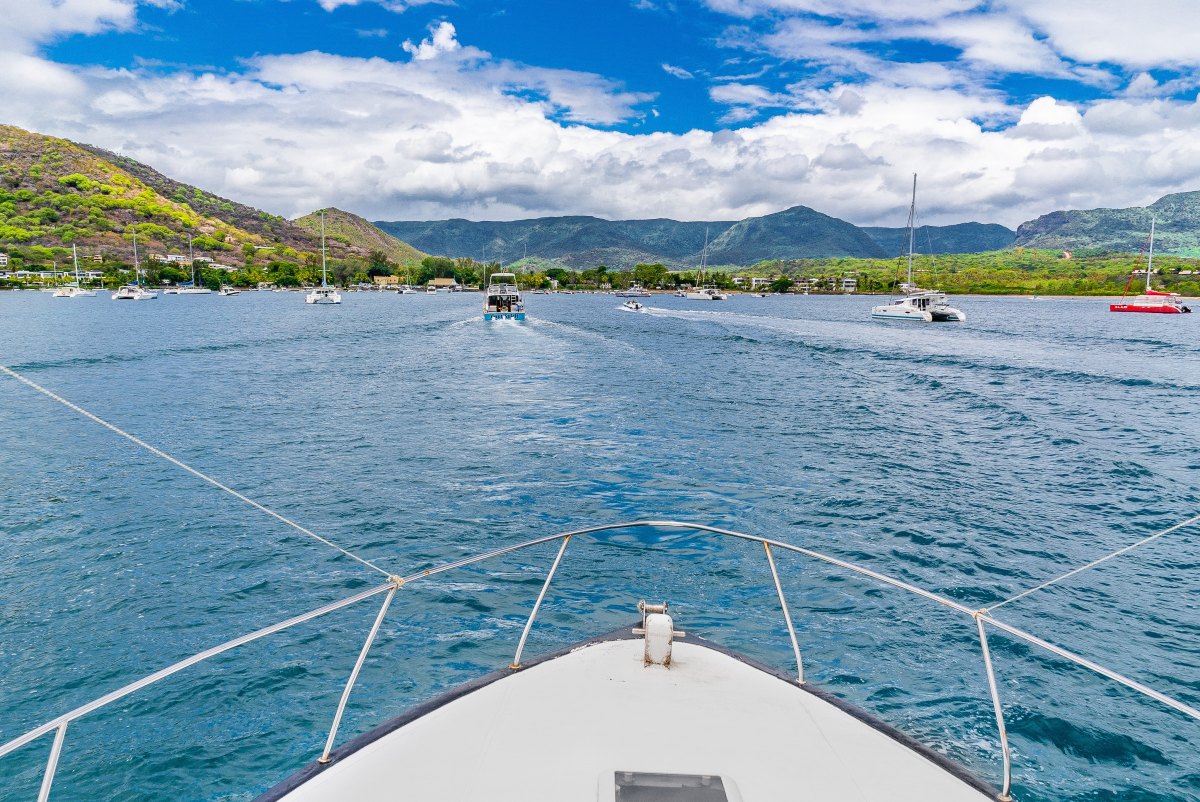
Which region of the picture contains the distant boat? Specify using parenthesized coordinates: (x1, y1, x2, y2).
(621, 300, 645, 312)
(53, 245, 96, 298)
(218, 285, 240, 296)
(616, 285, 651, 298)
(871, 174, 964, 323)
(1110, 219, 1191, 314)
(113, 229, 157, 300)
(306, 211, 342, 305)
(483, 272, 525, 320)
(686, 228, 729, 300)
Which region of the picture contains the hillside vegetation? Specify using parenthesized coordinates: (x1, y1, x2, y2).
(294, 207, 425, 265)
(1014, 191, 1200, 256)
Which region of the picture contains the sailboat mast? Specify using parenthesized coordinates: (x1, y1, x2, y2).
(72, 244, 80, 284)
(320, 210, 328, 287)
(700, 227, 710, 285)
(906, 173, 917, 286)
(132, 227, 140, 286)
(189, 235, 195, 286)
(1146, 217, 1155, 293)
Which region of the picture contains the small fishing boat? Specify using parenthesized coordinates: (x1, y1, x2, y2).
(218, 285, 241, 296)
(621, 300, 645, 311)
(1111, 219, 1192, 314)
(871, 175, 965, 323)
(306, 211, 342, 305)
(484, 272, 525, 320)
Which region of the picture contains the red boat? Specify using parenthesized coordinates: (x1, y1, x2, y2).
(1110, 218, 1192, 314)
(1109, 289, 1191, 314)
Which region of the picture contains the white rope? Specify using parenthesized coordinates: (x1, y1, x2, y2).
(990, 511, 1200, 612)
(0, 363, 391, 577)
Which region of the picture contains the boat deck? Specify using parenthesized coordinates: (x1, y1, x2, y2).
(264, 633, 991, 802)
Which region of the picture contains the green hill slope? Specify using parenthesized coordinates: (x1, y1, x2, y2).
(1013, 191, 1200, 256)
(293, 208, 425, 265)
(861, 222, 1015, 255)
(706, 205, 885, 263)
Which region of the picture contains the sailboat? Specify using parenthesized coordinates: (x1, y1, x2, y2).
(52, 245, 97, 298)
(1110, 218, 1191, 313)
(306, 211, 342, 305)
(871, 175, 965, 323)
(113, 228, 157, 300)
(686, 228, 728, 300)
(178, 237, 212, 294)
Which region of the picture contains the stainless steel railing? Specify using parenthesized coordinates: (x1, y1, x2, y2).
(3, 519, 1197, 802)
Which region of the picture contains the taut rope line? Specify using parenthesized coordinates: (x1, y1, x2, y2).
(990, 511, 1200, 612)
(0, 363, 391, 578)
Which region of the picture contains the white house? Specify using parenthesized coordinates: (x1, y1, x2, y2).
(0, 254, 9, 267)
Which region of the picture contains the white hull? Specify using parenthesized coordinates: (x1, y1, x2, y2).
(52, 287, 96, 298)
(112, 286, 157, 300)
(306, 289, 342, 304)
(871, 304, 932, 322)
(177, 288, 213, 295)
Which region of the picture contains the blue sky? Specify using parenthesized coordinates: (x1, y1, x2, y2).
(6, 1, 1200, 225)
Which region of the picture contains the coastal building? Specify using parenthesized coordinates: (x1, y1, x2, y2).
(373, 275, 399, 286)
(840, 277, 857, 292)
(428, 277, 459, 290)
(0, 254, 8, 267)
(750, 277, 773, 289)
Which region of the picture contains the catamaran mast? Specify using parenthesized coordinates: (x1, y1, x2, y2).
(132, 227, 140, 286)
(906, 173, 917, 287)
(320, 210, 328, 287)
(72, 244, 80, 285)
(1146, 217, 1155, 293)
(700, 227, 710, 285)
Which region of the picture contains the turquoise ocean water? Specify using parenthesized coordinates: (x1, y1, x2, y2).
(1, 290, 1198, 800)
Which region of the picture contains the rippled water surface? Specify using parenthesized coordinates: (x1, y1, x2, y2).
(1, 290, 1198, 801)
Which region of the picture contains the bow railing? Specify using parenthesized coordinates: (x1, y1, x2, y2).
(3, 520, 1197, 802)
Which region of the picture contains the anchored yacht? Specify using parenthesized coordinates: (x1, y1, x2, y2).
(112, 229, 157, 300)
(1111, 219, 1192, 314)
(484, 272, 525, 320)
(871, 175, 965, 323)
(306, 211, 342, 305)
(53, 245, 97, 298)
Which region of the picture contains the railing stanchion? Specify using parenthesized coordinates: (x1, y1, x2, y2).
(764, 541, 804, 684)
(37, 723, 68, 802)
(511, 535, 571, 670)
(319, 583, 399, 764)
(975, 613, 1012, 801)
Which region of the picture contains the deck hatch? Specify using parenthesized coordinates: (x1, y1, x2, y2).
(614, 771, 728, 801)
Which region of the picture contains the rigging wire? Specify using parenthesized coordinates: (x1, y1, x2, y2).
(0, 362, 392, 578)
(989, 511, 1200, 612)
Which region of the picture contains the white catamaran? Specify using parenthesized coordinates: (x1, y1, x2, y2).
(871, 174, 965, 323)
(112, 228, 157, 300)
(52, 245, 97, 298)
(306, 211, 342, 305)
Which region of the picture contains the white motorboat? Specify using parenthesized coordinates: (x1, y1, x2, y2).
(615, 285, 651, 298)
(113, 229, 157, 300)
(425, 285, 437, 294)
(484, 272, 525, 320)
(306, 211, 342, 305)
(53, 246, 97, 297)
(399, 286, 419, 294)
(218, 285, 241, 296)
(621, 300, 645, 311)
(871, 174, 965, 323)
(5, 520, 1194, 802)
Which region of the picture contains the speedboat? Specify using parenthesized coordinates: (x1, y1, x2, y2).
(1111, 219, 1192, 314)
(218, 285, 241, 296)
(484, 272, 525, 320)
(871, 174, 965, 323)
(112, 285, 157, 300)
(621, 300, 645, 312)
(6, 520, 1194, 802)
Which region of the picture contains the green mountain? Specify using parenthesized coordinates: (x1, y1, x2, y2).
(1013, 191, 1200, 256)
(293, 207, 425, 265)
(706, 205, 885, 263)
(0, 124, 420, 266)
(861, 223, 1015, 255)
(373, 216, 735, 270)
(374, 206, 893, 269)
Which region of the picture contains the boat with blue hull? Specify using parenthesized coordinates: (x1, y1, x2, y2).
(484, 272, 525, 320)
